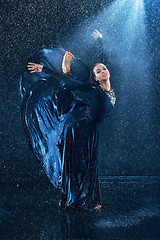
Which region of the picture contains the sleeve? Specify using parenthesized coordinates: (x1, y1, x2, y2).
(87, 37, 106, 67)
(93, 37, 106, 63)
(42, 66, 54, 75)
(56, 75, 93, 92)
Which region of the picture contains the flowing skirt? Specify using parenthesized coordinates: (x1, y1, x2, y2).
(21, 79, 101, 209)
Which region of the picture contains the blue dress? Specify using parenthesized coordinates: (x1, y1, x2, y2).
(21, 45, 115, 210)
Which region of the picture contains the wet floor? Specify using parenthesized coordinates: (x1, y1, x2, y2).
(0, 176, 160, 239)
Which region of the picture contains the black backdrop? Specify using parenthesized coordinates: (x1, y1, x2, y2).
(1, 0, 160, 181)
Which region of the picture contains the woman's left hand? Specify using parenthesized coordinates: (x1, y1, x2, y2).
(27, 62, 43, 73)
(92, 29, 103, 40)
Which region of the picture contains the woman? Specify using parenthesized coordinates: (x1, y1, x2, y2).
(21, 30, 116, 210)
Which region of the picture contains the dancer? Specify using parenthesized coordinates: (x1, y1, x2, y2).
(21, 30, 116, 210)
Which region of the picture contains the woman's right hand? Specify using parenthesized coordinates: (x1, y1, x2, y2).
(27, 62, 43, 73)
(92, 29, 103, 40)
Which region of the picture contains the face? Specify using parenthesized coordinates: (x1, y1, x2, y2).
(93, 64, 110, 82)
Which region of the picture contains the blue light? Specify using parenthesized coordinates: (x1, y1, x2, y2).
(64, 0, 150, 87)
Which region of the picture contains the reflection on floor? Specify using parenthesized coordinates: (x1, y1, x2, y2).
(0, 176, 160, 239)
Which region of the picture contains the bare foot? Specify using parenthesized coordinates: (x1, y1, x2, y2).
(62, 51, 72, 73)
(93, 205, 101, 210)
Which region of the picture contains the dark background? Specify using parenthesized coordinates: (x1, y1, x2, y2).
(0, 0, 160, 181)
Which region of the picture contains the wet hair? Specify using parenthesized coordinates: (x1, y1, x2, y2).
(89, 62, 105, 86)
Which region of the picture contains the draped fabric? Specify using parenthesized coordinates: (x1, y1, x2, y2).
(21, 45, 114, 210)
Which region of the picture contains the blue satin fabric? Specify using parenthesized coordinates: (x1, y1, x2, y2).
(21, 47, 113, 209)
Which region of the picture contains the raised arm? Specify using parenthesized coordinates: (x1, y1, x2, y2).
(91, 29, 106, 64)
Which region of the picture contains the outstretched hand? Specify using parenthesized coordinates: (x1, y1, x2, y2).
(27, 62, 43, 73)
(92, 29, 103, 40)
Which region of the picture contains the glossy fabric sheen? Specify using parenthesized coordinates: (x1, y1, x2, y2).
(21, 47, 114, 209)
